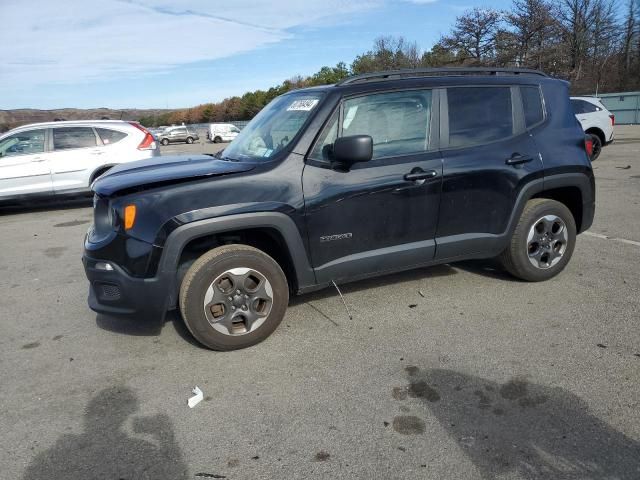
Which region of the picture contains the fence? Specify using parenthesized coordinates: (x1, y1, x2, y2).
(599, 92, 640, 125)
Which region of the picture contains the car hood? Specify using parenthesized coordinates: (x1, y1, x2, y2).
(93, 154, 255, 196)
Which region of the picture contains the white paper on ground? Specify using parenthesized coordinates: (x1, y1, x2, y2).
(188, 386, 203, 408)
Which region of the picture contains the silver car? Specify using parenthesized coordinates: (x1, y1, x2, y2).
(157, 126, 200, 146)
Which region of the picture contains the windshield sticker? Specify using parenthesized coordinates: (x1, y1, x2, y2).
(263, 149, 273, 157)
(287, 99, 319, 111)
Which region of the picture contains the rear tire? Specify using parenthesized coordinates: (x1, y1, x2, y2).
(499, 199, 576, 282)
(588, 133, 602, 161)
(161, 138, 169, 146)
(214, 136, 222, 143)
(179, 245, 289, 351)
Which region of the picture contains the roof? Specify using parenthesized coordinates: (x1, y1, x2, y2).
(9, 119, 133, 131)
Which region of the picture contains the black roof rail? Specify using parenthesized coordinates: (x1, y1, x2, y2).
(336, 67, 548, 86)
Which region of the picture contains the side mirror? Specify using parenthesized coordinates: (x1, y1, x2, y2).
(333, 135, 373, 166)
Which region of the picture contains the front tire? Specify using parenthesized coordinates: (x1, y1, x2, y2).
(186, 137, 194, 144)
(499, 199, 576, 282)
(179, 245, 289, 351)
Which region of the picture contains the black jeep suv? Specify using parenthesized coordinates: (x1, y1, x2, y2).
(83, 68, 595, 351)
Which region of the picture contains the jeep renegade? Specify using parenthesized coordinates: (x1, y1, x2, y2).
(83, 68, 595, 351)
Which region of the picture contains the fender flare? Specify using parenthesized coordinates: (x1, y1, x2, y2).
(157, 212, 316, 306)
(506, 171, 594, 238)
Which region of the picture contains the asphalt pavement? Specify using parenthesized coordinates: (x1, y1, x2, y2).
(1, 128, 639, 479)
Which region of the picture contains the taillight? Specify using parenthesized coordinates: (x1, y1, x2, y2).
(585, 136, 594, 158)
(128, 121, 156, 150)
(609, 114, 615, 126)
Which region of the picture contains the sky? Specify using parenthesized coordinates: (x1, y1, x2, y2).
(0, 0, 511, 110)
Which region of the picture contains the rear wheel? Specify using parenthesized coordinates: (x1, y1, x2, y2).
(588, 133, 602, 161)
(179, 245, 289, 350)
(161, 138, 169, 146)
(214, 136, 222, 143)
(499, 199, 576, 282)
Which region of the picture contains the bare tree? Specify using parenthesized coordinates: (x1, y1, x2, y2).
(442, 8, 503, 64)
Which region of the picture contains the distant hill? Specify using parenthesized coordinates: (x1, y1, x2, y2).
(0, 108, 175, 132)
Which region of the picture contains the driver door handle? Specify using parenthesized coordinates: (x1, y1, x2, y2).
(404, 170, 438, 182)
(505, 153, 533, 165)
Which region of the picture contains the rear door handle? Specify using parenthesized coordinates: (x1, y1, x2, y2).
(31, 157, 46, 162)
(404, 170, 438, 182)
(505, 154, 533, 166)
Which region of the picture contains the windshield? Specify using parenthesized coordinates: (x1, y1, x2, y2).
(222, 91, 323, 162)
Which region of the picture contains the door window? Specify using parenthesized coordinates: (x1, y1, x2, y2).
(310, 90, 432, 161)
(447, 87, 513, 148)
(571, 99, 600, 114)
(0, 129, 46, 157)
(521, 86, 544, 128)
(53, 127, 97, 150)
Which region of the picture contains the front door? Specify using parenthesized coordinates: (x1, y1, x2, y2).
(0, 128, 52, 199)
(303, 88, 442, 284)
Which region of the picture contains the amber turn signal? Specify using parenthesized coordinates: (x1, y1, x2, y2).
(124, 204, 136, 230)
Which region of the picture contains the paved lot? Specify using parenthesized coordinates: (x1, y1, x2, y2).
(1, 129, 639, 479)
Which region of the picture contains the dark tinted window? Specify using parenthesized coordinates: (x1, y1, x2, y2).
(53, 127, 97, 150)
(521, 86, 544, 127)
(0, 129, 45, 157)
(96, 128, 127, 145)
(448, 87, 513, 148)
(341, 90, 432, 159)
(571, 99, 599, 114)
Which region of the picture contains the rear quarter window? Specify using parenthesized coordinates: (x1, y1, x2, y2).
(96, 128, 127, 145)
(521, 86, 544, 127)
(447, 87, 513, 148)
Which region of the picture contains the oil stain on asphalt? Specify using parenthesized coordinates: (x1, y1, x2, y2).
(390, 366, 640, 478)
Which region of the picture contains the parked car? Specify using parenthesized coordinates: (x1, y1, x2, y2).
(0, 120, 158, 202)
(571, 96, 615, 161)
(157, 126, 199, 146)
(207, 123, 241, 143)
(84, 68, 595, 351)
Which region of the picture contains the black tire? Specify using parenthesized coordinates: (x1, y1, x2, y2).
(499, 198, 576, 282)
(186, 137, 194, 144)
(213, 136, 222, 144)
(588, 133, 602, 161)
(90, 166, 112, 185)
(161, 138, 169, 146)
(179, 244, 289, 351)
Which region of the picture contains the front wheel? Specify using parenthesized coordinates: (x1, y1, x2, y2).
(179, 245, 289, 350)
(499, 199, 576, 282)
(186, 137, 194, 144)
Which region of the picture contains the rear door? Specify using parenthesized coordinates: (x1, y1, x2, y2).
(48, 126, 101, 193)
(435, 85, 543, 259)
(303, 88, 443, 283)
(0, 128, 52, 198)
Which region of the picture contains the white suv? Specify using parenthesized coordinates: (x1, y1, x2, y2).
(571, 96, 615, 161)
(0, 120, 159, 202)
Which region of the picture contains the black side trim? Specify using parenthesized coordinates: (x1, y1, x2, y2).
(158, 212, 316, 306)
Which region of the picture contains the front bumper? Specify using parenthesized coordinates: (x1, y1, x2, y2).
(83, 255, 169, 320)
